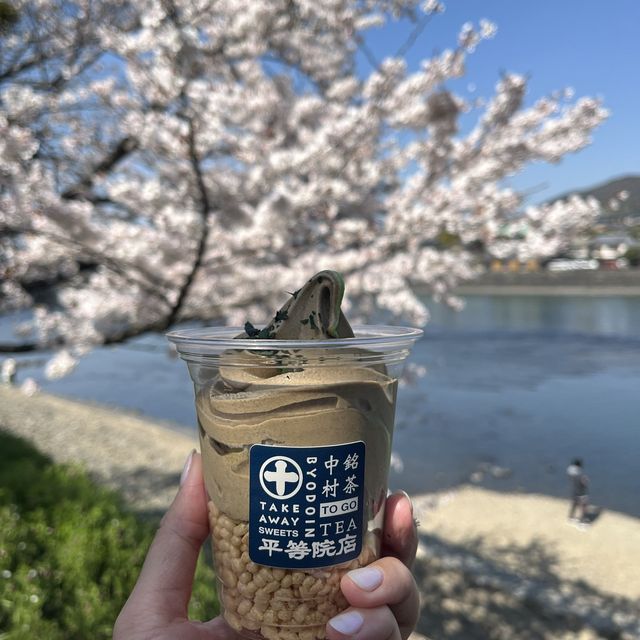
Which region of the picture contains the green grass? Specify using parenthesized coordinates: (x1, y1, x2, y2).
(0, 431, 218, 639)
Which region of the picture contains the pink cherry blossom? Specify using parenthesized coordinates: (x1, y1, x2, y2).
(0, 0, 607, 369)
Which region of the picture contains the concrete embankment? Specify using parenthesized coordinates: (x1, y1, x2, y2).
(455, 269, 640, 296)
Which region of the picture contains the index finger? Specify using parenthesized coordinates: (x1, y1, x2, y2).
(127, 451, 210, 617)
(382, 491, 418, 568)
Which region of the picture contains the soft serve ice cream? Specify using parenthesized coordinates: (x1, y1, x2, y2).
(177, 271, 406, 640)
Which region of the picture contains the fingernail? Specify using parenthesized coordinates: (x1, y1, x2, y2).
(180, 449, 195, 486)
(328, 610, 364, 635)
(397, 490, 414, 514)
(347, 566, 383, 591)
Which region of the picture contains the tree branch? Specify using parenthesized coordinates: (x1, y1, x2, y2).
(395, 13, 435, 59)
(61, 136, 138, 199)
(0, 342, 39, 353)
(0, 51, 50, 83)
(0, 317, 170, 354)
(74, 195, 141, 221)
(162, 117, 213, 328)
(355, 35, 380, 71)
(1, 223, 173, 306)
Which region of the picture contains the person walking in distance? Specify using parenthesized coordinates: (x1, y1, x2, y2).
(567, 458, 589, 524)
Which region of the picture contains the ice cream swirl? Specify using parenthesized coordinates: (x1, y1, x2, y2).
(195, 271, 398, 521)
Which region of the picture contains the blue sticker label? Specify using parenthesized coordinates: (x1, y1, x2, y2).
(249, 441, 365, 569)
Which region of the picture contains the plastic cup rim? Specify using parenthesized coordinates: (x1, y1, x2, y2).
(166, 324, 423, 354)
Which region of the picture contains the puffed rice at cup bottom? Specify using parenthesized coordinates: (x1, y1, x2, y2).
(208, 501, 378, 640)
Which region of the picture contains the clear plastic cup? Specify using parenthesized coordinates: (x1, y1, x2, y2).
(167, 325, 422, 640)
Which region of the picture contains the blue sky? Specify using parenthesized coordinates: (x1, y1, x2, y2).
(360, 0, 640, 203)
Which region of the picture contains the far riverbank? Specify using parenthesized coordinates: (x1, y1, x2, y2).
(454, 268, 640, 296)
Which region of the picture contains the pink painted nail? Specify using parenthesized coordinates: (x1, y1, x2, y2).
(347, 566, 383, 591)
(180, 449, 195, 486)
(397, 489, 414, 514)
(328, 609, 364, 635)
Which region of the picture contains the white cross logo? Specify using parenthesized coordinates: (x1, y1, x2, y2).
(265, 461, 298, 495)
(259, 456, 303, 500)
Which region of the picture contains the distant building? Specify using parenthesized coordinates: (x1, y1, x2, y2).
(486, 209, 640, 272)
(490, 257, 541, 273)
(547, 258, 598, 272)
(548, 235, 639, 270)
(590, 235, 637, 261)
(567, 237, 591, 260)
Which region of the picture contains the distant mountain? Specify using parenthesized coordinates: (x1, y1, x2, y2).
(550, 175, 640, 217)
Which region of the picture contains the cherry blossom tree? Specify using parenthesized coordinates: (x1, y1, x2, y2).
(1, 0, 607, 376)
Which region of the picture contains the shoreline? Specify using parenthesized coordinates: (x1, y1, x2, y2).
(0, 385, 196, 513)
(451, 269, 640, 297)
(2, 386, 639, 639)
(455, 284, 640, 296)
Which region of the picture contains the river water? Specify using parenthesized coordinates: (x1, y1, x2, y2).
(4, 295, 640, 516)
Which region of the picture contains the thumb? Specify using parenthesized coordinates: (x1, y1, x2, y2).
(126, 450, 210, 620)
